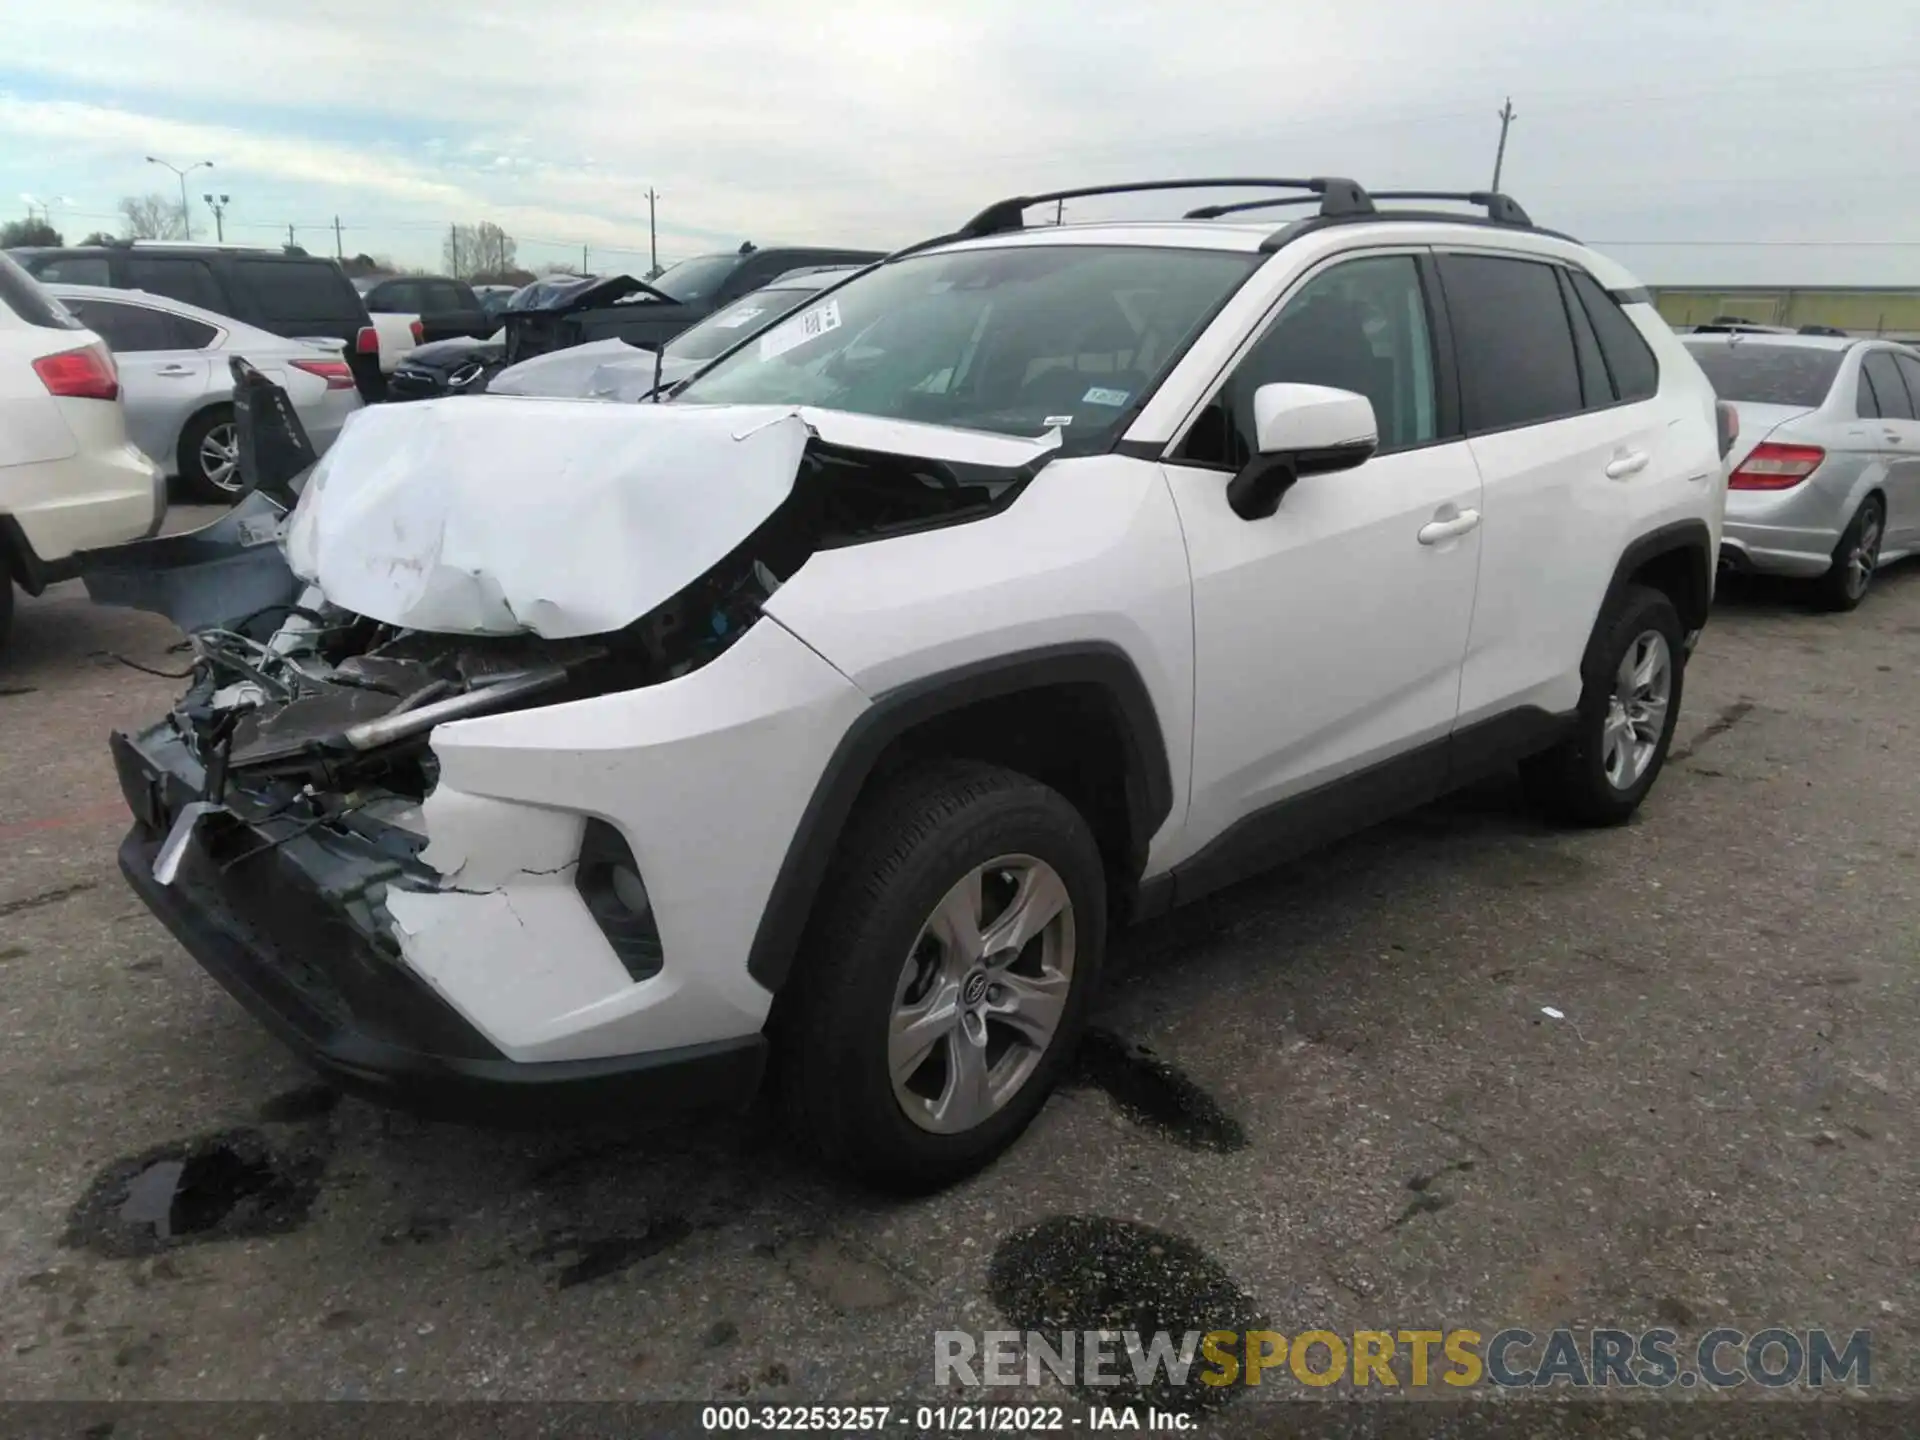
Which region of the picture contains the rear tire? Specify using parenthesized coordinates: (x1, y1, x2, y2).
(1809, 494, 1883, 613)
(779, 760, 1107, 1193)
(176, 406, 242, 504)
(1521, 584, 1685, 826)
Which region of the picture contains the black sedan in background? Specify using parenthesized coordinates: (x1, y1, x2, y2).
(384, 241, 880, 401)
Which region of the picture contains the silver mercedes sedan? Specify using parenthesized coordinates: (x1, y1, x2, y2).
(1685, 333, 1920, 611)
(47, 283, 363, 503)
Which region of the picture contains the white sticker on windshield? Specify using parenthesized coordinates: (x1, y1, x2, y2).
(1082, 386, 1130, 406)
(1044, 415, 1075, 428)
(713, 306, 764, 330)
(758, 300, 842, 360)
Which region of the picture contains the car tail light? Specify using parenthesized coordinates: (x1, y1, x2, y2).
(1715, 400, 1739, 460)
(1729, 442, 1824, 490)
(32, 342, 119, 401)
(290, 358, 357, 390)
(409, 319, 424, 345)
(356, 325, 379, 355)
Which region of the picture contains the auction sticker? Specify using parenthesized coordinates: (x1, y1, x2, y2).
(759, 300, 842, 360)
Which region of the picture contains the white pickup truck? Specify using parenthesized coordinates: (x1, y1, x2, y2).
(350, 279, 422, 384)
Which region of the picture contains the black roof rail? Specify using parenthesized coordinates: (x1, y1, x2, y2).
(1367, 190, 1533, 226)
(956, 177, 1374, 238)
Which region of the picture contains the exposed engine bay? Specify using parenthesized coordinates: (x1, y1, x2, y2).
(151, 435, 1038, 816)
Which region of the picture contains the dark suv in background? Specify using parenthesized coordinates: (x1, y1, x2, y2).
(10, 242, 381, 400)
(357, 274, 494, 344)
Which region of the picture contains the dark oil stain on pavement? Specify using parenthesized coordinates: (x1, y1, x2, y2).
(63, 1128, 325, 1258)
(257, 1083, 341, 1123)
(0, 880, 97, 919)
(1074, 1029, 1247, 1153)
(531, 1215, 694, 1289)
(989, 1215, 1262, 1413)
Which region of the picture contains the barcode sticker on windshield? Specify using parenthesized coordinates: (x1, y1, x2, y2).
(759, 300, 841, 360)
(714, 306, 764, 330)
(1082, 386, 1130, 406)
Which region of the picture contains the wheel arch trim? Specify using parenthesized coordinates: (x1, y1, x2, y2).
(743, 641, 1174, 995)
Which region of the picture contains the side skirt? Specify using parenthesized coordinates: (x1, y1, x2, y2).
(1134, 706, 1574, 919)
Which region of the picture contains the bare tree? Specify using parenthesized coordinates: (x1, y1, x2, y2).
(442, 221, 518, 279)
(119, 193, 186, 240)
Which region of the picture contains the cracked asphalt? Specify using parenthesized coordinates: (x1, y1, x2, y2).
(2, 506, 1915, 1426)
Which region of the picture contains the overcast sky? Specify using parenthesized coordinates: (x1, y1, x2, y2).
(4, 0, 1916, 285)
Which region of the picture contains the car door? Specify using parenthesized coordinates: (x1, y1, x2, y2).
(1160, 250, 1483, 866)
(1866, 350, 1920, 546)
(63, 296, 215, 469)
(1441, 252, 1678, 728)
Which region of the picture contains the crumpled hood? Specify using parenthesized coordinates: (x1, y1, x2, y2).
(487, 338, 647, 398)
(283, 397, 1061, 639)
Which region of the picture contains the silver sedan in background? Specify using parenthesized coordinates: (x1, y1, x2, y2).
(47, 283, 363, 503)
(1685, 333, 1920, 611)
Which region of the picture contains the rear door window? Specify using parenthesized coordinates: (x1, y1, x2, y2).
(62, 297, 179, 351)
(29, 255, 111, 286)
(1857, 367, 1882, 418)
(1567, 270, 1659, 402)
(1863, 351, 1915, 420)
(234, 259, 363, 329)
(424, 281, 466, 314)
(1438, 254, 1583, 432)
(124, 255, 225, 315)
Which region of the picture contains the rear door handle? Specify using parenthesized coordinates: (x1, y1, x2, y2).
(1418, 508, 1482, 545)
(1885, 430, 1904, 445)
(154, 364, 195, 376)
(1605, 450, 1650, 479)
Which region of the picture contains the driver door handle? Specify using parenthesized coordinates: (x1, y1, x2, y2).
(1418, 508, 1481, 545)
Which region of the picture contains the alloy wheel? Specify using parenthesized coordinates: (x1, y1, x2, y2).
(1602, 629, 1672, 790)
(888, 854, 1076, 1135)
(1844, 507, 1883, 601)
(198, 423, 241, 493)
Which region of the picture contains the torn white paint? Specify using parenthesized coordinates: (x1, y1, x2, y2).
(282, 396, 1061, 638)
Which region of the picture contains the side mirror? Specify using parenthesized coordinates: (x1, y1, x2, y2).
(1227, 383, 1380, 520)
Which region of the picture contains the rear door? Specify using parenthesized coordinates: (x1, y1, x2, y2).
(61, 296, 216, 469)
(1866, 350, 1920, 545)
(1442, 251, 1678, 725)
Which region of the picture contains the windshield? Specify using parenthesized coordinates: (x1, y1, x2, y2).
(1685, 340, 1845, 407)
(675, 245, 1261, 448)
(650, 254, 743, 303)
(667, 286, 823, 362)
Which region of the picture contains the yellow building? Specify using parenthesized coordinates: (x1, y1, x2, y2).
(1651, 286, 1920, 339)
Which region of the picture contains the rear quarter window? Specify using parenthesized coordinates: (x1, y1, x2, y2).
(1567, 270, 1659, 402)
(235, 259, 364, 326)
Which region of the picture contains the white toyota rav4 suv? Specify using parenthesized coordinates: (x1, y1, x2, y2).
(105, 179, 1727, 1190)
(0, 253, 166, 649)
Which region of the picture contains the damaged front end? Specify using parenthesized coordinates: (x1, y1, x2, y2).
(104, 387, 1053, 1122)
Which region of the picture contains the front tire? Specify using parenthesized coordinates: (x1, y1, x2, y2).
(176, 406, 243, 503)
(1521, 584, 1686, 826)
(1810, 494, 1884, 613)
(780, 761, 1107, 1192)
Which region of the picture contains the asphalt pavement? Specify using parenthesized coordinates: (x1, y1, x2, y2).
(1, 509, 1914, 1426)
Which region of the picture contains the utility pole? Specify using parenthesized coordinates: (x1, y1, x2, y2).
(1055, 199, 1065, 225)
(450, 222, 460, 278)
(287, 223, 297, 248)
(146, 155, 213, 240)
(646, 188, 659, 276)
(1490, 97, 1516, 194)
(334, 215, 344, 259)
(203, 193, 229, 242)
(582, 243, 589, 275)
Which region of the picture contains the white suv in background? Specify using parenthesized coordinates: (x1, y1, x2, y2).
(0, 253, 165, 649)
(107, 179, 1727, 1191)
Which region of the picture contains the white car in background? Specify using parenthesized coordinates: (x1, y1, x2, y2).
(47, 284, 364, 503)
(0, 254, 164, 649)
